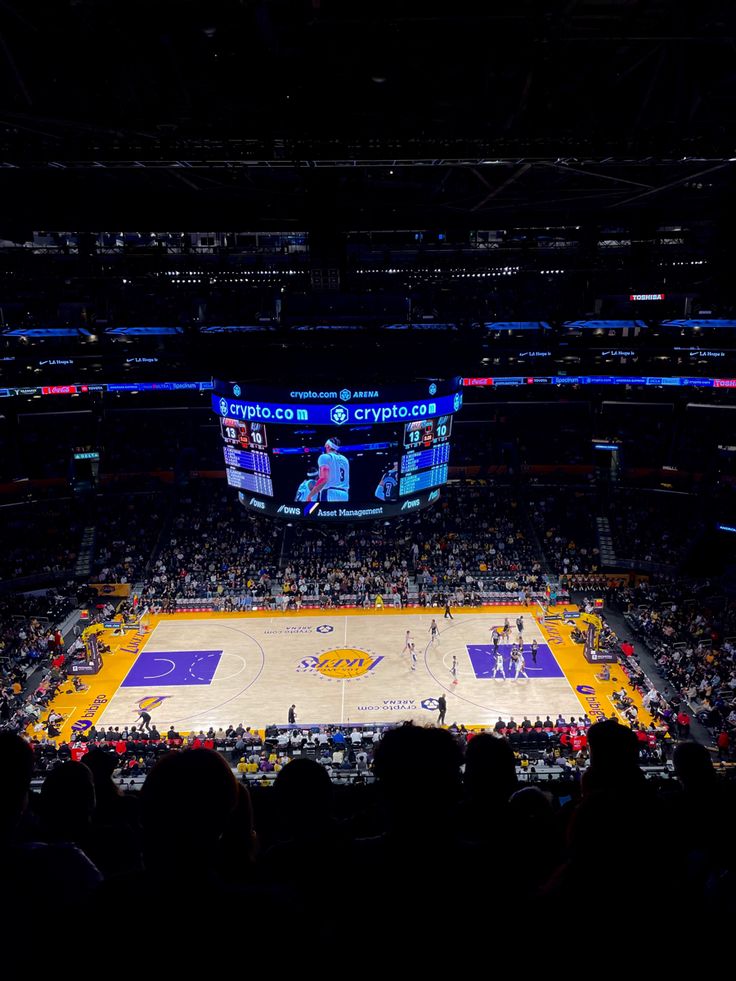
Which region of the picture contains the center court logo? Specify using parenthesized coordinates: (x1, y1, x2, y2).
(138, 695, 168, 712)
(296, 648, 385, 680)
(330, 404, 349, 425)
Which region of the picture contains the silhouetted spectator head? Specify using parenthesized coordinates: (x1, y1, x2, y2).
(508, 785, 553, 821)
(673, 741, 716, 792)
(81, 746, 119, 785)
(464, 733, 519, 802)
(373, 723, 462, 829)
(40, 761, 95, 842)
(273, 757, 333, 834)
(216, 780, 257, 880)
(0, 732, 34, 834)
(508, 786, 560, 886)
(587, 719, 639, 765)
(142, 748, 239, 869)
(583, 719, 646, 796)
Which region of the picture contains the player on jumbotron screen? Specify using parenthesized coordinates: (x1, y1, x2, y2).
(375, 460, 399, 501)
(295, 469, 319, 502)
(306, 437, 350, 502)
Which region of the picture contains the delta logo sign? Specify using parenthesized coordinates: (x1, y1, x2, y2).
(296, 647, 385, 681)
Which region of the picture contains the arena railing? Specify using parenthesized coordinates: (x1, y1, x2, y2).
(154, 590, 566, 612)
(28, 762, 675, 793)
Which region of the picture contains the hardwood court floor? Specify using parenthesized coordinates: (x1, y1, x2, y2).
(45, 607, 652, 738)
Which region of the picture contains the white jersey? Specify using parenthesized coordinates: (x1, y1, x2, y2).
(318, 451, 350, 501)
(295, 479, 314, 502)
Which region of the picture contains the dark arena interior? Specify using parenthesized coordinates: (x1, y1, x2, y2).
(2, 0, 736, 947)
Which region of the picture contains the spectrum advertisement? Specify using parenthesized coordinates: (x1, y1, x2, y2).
(211, 380, 462, 520)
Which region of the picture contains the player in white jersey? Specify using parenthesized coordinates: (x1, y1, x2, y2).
(295, 470, 319, 502)
(429, 619, 439, 644)
(492, 649, 505, 678)
(306, 437, 350, 502)
(511, 648, 529, 680)
(401, 629, 414, 655)
(409, 641, 417, 671)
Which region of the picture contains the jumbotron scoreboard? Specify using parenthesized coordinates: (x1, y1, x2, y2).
(212, 379, 463, 519)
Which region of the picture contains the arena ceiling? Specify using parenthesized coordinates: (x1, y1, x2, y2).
(0, 0, 735, 229)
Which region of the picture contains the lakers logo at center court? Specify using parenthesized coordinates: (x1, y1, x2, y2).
(138, 695, 168, 712)
(296, 648, 385, 681)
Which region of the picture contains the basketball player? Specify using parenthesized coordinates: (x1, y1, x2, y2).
(450, 654, 458, 683)
(511, 648, 529, 680)
(502, 617, 511, 640)
(306, 437, 350, 502)
(375, 461, 399, 502)
(402, 629, 414, 655)
(429, 619, 440, 644)
(295, 470, 319, 502)
(491, 629, 501, 653)
(492, 648, 505, 679)
(409, 640, 417, 671)
(530, 638, 538, 665)
(516, 614, 524, 644)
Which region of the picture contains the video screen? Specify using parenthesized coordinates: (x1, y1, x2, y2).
(213, 382, 461, 519)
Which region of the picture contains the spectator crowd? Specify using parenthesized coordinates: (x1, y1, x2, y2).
(2, 720, 734, 948)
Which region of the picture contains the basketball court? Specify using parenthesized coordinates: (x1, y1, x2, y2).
(44, 606, 652, 739)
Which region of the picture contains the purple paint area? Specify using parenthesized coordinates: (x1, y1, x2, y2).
(121, 650, 223, 688)
(465, 643, 564, 679)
